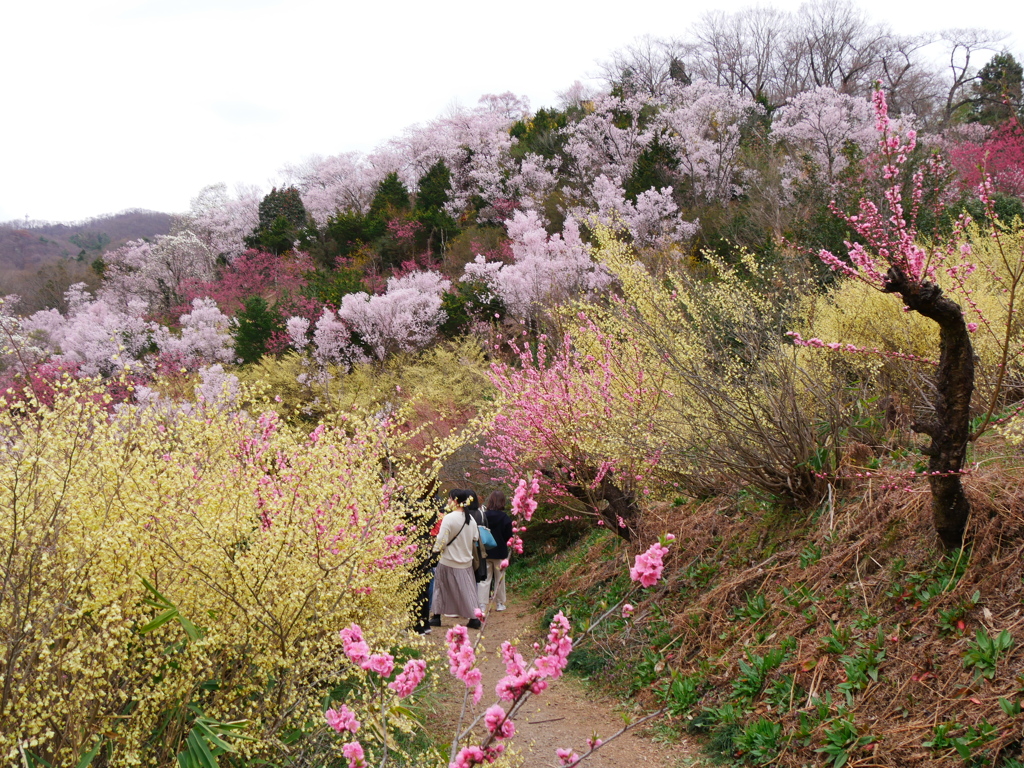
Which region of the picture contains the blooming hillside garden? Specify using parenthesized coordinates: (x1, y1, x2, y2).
(5, 4, 1024, 766)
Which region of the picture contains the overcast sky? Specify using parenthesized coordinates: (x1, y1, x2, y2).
(1, 0, 1021, 224)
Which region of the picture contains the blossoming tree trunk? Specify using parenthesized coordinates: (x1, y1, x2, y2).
(883, 265, 974, 549)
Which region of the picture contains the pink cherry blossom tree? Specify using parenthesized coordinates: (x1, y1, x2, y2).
(101, 232, 216, 317)
(462, 211, 610, 322)
(658, 82, 763, 205)
(772, 86, 877, 186)
(23, 284, 154, 377)
(180, 183, 262, 262)
(792, 90, 1009, 549)
(584, 174, 698, 249)
(336, 270, 450, 360)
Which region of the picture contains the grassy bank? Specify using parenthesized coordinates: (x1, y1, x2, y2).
(507, 470, 1024, 767)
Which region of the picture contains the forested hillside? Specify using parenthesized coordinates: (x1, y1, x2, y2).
(3, 2, 1024, 766)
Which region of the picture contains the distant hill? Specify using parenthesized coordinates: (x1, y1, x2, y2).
(0, 209, 174, 312)
(0, 209, 174, 272)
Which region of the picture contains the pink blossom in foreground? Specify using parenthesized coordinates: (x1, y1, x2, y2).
(622, 603, 635, 618)
(342, 740, 366, 768)
(325, 704, 360, 734)
(340, 624, 371, 666)
(388, 658, 426, 698)
(495, 612, 573, 700)
(557, 747, 581, 766)
(363, 652, 395, 678)
(449, 743, 505, 768)
(500, 558, 509, 569)
(630, 542, 669, 587)
(484, 704, 516, 739)
(511, 474, 540, 521)
(446, 625, 483, 704)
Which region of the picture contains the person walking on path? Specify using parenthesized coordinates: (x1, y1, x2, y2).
(430, 489, 482, 630)
(480, 491, 513, 612)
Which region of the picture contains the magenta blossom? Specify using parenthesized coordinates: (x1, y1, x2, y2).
(629, 542, 669, 587)
(342, 740, 366, 768)
(388, 658, 426, 698)
(557, 747, 581, 766)
(484, 704, 516, 739)
(340, 624, 371, 666)
(325, 704, 360, 734)
(622, 603, 635, 618)
(362, 652, 395, 678)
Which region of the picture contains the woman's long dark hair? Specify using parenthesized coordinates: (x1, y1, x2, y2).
(448, 488, 478, 524)
(485, 491, 506, 511)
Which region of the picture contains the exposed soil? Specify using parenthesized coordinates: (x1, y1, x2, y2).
(425, 597, 700, 768)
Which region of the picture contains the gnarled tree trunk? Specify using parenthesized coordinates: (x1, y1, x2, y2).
(884, 266, 974, 549)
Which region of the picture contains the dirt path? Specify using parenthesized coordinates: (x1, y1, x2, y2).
(426, 597, 701, 768)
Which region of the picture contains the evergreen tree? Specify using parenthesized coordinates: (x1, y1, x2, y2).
(232, 296, 281, 364)
(414, 161, 459, 255)
(970, 52, 1024, 126)
(246, 187, 308, 255)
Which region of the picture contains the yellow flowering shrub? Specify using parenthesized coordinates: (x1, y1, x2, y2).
(798, 223, 1024, 409)
(564, 229, 837, 504)
(0, 379, 442, 766)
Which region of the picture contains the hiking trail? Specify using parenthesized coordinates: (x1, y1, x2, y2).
(426, 595, 703, 767)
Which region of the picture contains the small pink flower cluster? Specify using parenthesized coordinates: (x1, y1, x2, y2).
(446, 625, 483, 704)
(342, 741, 366, 768)
(511, 475, 540, 521)
(388, 658, 426, 698)
(495, 612, 573, 700)
(341, 624, 396, 677)
(622, 603, 635, 618)
(450, 743, 505, 768)
(556, 747, 581, 766)
(630, 542, 669, 587)
(484, 704, 516, 739)
(325, 704, 360, 734)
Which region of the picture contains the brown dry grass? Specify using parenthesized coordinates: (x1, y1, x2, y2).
(527, 459, 1024, 767)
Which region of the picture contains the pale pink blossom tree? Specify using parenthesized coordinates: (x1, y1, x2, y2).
(153, 298, 235, 366)
(282, 153, 380, 225)
(100, 231, 216, 317)
(772, 86, 878, 186)
(180, 183, 262, 262)
(23, 284, 154, 377)
(462, 211, 609, 321)
(337, 270, 449, 360)
(659, 82, 762, 204)
(584, 174, 698, 249)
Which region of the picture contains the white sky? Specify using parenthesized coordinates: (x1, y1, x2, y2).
(1, 0, 1021, 224)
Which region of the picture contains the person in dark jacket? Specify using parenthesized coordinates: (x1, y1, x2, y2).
(480, 491, 513, 611)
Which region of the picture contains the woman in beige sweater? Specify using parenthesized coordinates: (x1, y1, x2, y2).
(429, 489, 482, 630)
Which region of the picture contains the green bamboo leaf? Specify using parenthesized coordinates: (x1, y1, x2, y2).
(74, 738, 103, 768)
(139, 608, 178, 635)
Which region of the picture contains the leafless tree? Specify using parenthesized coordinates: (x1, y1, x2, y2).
(936, 28, 1009, 126)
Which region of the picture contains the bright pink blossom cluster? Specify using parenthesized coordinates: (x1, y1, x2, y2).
(450, 743, 505, 768)
(557, 747, 582, 766)
(447, 625, 484, 704)
(325, 704, 360, 734)
(339, 625, 410, 682)
(388, 658, 427, 698)
(495, 611, 573, 700)
(511, 474, 540, 521)
(630, 542, 669, 587)
(342, 740, 366, 768)
(484, 704, 516, 740)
